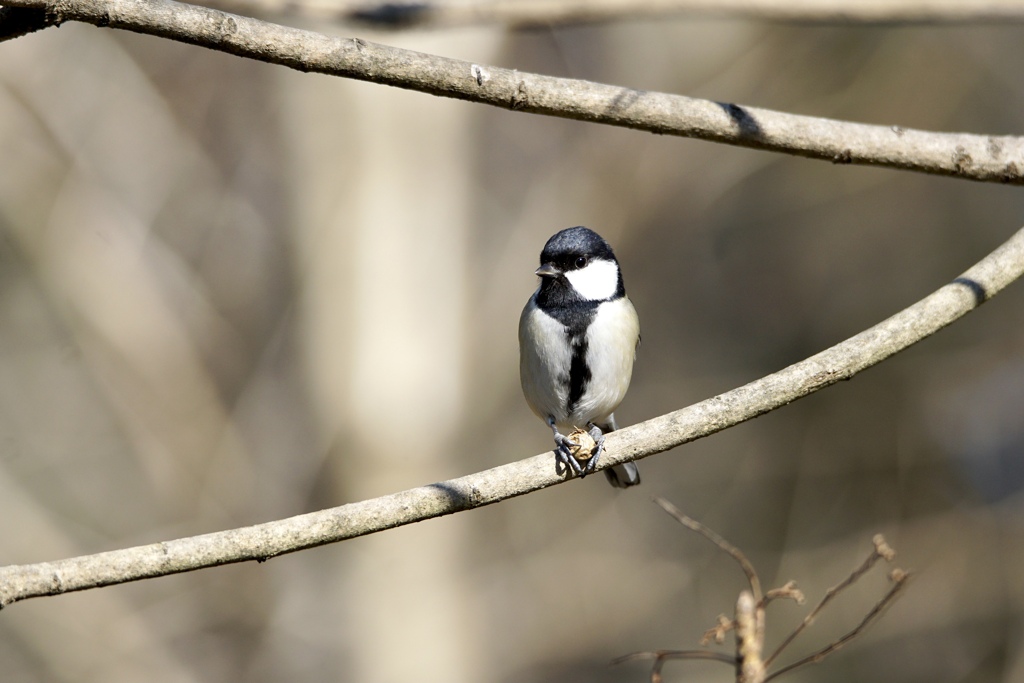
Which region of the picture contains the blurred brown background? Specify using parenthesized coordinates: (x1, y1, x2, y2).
(1, 10, 1023, 683)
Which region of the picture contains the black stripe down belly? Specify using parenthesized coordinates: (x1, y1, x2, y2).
(539, 300, 599, 419)
(566, 326, 591, 416)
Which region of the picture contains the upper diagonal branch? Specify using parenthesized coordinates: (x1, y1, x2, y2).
(2, 0, 1024, 184)
(2, 225, 1023, 609)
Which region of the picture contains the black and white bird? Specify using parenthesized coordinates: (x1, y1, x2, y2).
(519, 227, 641, 488)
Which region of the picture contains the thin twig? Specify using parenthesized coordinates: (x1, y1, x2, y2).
(764, 534, 895, 666)
(765, 569, 911, 681)
(701, 613, 735, 645)
(0, 227, 1021, 607)
(763, 581, 804, 606)
(611, 649, 737, 666)
(2, 0, 1024, 184)
(654, 496, 762, 602)
(613, 649, 737, 683)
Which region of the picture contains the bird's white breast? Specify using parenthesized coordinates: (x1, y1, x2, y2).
(571, 296, 639, 426)
(519, 292, 639, 430)
(518, 295, 572, 423)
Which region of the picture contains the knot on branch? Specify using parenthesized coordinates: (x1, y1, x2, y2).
(510, 80, 528, 110)
(952, 145, 974, 173)
(215, 14, 237, 40)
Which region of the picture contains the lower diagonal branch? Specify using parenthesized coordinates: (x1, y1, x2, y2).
(1, 226, 1023, 608)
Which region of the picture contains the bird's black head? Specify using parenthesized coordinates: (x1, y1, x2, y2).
(534, 227, 624, 306)
(539, 226, 617, 273)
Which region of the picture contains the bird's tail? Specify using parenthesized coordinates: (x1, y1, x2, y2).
(598, 414, 641, 488)
(605, 462, 641, 488)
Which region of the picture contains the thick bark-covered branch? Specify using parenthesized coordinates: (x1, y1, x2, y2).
(2, 0, 1024, 184)
(2, 225, 1023, 609)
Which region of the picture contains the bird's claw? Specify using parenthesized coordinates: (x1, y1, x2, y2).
(555, 443, 584, 476)
(581, 423, 606, 475)
(550, 422, 605, 479)
(553, 433, 584, 476)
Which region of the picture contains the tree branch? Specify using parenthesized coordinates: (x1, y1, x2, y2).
(2, 0, 1024, 184)
(2, 225, 1023, 608)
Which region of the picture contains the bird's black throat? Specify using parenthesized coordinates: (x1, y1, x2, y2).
(535, 278, 604, 417)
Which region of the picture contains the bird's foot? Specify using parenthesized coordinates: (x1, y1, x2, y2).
(553, 431, 584, 476)
(581, 423, 606, 476)
(549, 418, 607, 479)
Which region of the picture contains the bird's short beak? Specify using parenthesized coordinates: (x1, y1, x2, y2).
(535, 263, 561, 278)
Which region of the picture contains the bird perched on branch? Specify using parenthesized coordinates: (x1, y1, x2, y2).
(519, 226, 641, 488)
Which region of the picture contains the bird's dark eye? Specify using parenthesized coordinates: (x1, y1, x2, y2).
(574, 256, 588, 269)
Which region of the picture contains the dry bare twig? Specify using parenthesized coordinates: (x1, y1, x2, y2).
(0, 226, 1022, 608)
(2, 0, 1024, 183)
(763, 581, 804, 606)
(703, 613, 737, 645)
(610, 649, 737, 683)
(651, 497, 768, 682)
(654, 497, 768, 682)
(655, 496, 763, 602)
(764, 534, 895, 666)
(621, 501, 909, 683)
(765, 568, 911, 681)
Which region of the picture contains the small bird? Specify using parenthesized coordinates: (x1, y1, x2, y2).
(519, 226, 641, 488)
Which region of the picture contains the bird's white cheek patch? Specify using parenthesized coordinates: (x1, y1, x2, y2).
(565, 259, 619, 301)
